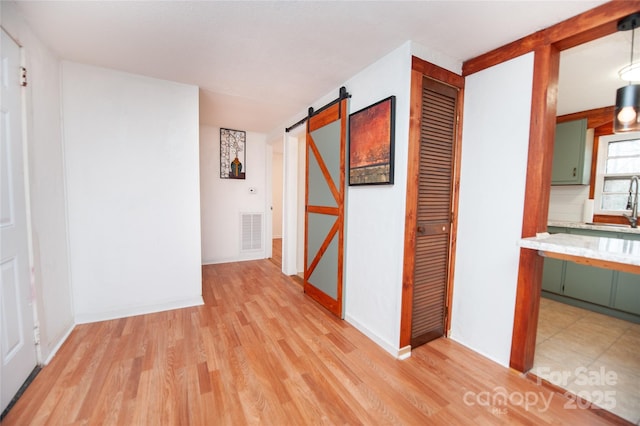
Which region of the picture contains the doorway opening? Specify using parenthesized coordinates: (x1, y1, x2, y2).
(531, 30, 640, 424)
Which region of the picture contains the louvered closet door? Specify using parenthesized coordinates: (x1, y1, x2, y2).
(411, 77, 458, 347)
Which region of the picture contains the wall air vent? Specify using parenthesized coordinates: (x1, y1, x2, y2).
(240, 212, 263, 252)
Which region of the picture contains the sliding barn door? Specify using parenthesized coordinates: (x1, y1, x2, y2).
(410, 77, 459, 347)
(304, 99, 347, 318)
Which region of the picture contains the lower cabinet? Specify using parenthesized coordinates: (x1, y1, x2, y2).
(563, 262, 613, 306)
(541, 257, 563, 293)
(542, 226, 640, 320)
(614, 272, 640, 315)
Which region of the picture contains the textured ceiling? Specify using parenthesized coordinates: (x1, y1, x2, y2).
(13, 0, 611, 135)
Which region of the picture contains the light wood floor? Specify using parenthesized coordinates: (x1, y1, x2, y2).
(3, 260, 625, 425)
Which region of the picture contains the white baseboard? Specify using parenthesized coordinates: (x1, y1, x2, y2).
(74, 296, 204, 324)
(201, 253, 266, 265)
(448, 333, 509, 368)
(345, 314, 406, 359)
(43, 322, 75, 365)
(397, 345, 412, 360)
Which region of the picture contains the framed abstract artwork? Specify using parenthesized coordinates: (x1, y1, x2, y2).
(348, 96, 395, 185)
(220, 128, 246, 179)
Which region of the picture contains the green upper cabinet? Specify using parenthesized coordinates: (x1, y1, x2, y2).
(552, 118, 592, 185)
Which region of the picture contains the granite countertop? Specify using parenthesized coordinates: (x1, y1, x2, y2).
(547, 220, 640, 234)
(519, 232, 640, 271)
(519, 221, 640, 273)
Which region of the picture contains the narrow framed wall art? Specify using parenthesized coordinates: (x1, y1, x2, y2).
(348, 95, 395, 185)
(220, 128, 246, 179)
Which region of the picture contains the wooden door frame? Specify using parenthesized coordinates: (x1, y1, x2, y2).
(399, 58, 465, 348)
(462, 1, 640, 372)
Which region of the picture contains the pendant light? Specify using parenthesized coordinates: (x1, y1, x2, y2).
(615, 13, 640, 133)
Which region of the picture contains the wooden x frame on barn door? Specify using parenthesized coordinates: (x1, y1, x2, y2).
(304, 95, 348, 318)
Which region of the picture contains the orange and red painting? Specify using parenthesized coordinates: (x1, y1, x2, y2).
(349, 96, 395, 185)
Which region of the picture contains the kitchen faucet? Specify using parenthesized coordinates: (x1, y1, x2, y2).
(624, 175, 639, 228)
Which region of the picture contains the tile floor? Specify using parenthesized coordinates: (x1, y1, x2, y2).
(531, 297, 640, 424)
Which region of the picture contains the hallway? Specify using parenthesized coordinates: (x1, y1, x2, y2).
(3, 261, 619, 425)
(269, 238, 282, 269)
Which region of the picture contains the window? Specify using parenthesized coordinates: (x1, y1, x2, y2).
(594, 132, 640, 215)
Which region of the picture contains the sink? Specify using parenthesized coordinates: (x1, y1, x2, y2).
(585, 222, 631, 228)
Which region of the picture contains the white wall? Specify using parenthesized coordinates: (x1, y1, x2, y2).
(200, 126, 268, 263)
(281, 131, 300, 275)
(272, 152, 283, 238)
(2, 1, 74, 363)
(450, 53, 534, 367)
(279, 129, 306, 276)
(61, 62, 202, 322)
(341, 43, 413, 355)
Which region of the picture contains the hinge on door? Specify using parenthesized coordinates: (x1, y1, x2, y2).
(20, 67, 27, 87)
(33, 324, 40, 346)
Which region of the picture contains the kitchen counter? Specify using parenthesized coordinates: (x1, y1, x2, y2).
(547, 220, 640, 234)
(519, 232, 640, 274)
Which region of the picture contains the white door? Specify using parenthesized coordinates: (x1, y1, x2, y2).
(1, 29, 37, 414)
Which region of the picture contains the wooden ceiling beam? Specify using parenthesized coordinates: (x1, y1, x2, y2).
(556, 106, 615, 129)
